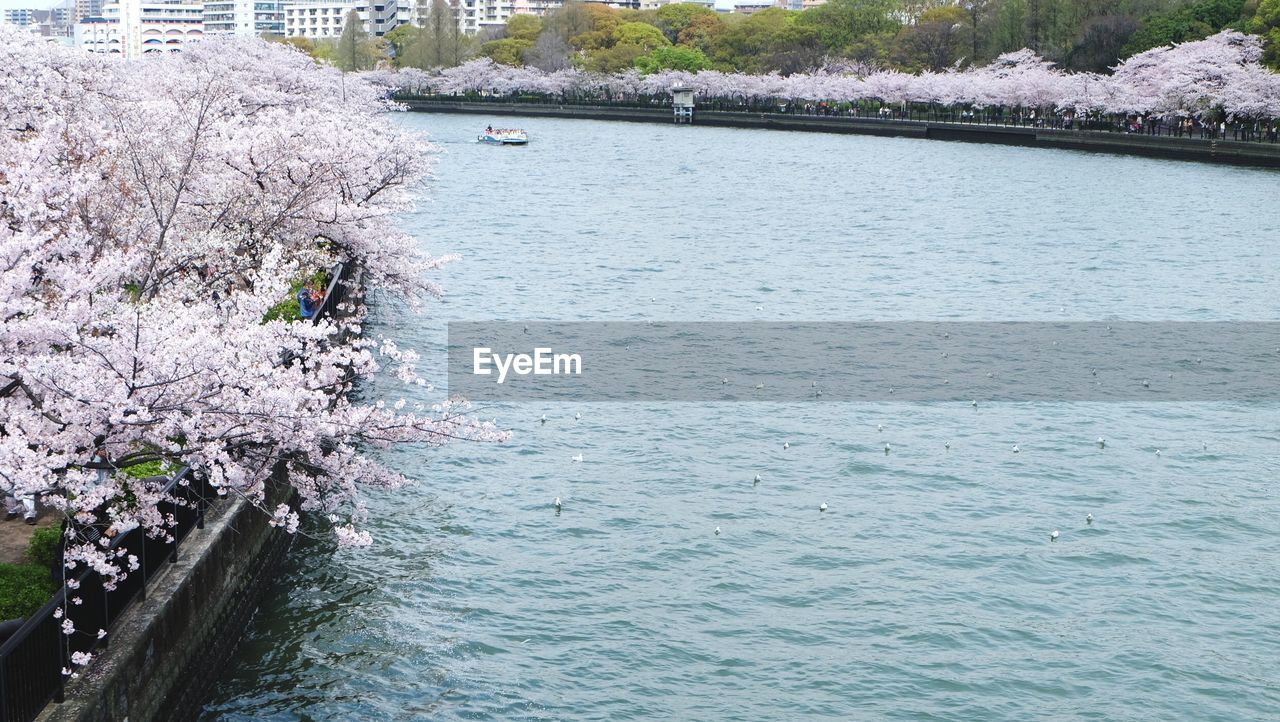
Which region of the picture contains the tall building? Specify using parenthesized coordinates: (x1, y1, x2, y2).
(3, 8, 37, 26)
(75, 0, 107, 21)
(202, 0, 285, 35)
(282, 0, 414, 38)
(76, 0, 203, 56)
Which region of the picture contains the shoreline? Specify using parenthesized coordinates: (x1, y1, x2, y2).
(403, 100, 1280, 170)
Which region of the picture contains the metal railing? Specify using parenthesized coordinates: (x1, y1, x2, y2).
(0, 466, 217, 722)
(311, 261, 349, 324)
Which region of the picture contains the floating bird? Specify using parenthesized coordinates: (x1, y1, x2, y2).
(819, 502, 828, 512)
(944, 441, 951, 451)
(1013, 445, 1020, 453)
(754, 474, 761, 484)
(523, 324, 529, 334)
(782, 442, 790, 450)
(1143, 378, 1150, 388)
(714, 526, 721, 536)
(571, 453, 584, 463)
(971, 399, 978, 407)
(755, 383, 764, 391)
(1155, 449, 1161, 457)
(1086, 513, 1093, 525)
(574, 412, 581, 421)
(722, 377, 728, 385)
(889, 387, 895, 394)
(539, 414, 547, 425)
(650, 297, 655, 302)
(756, 305, 764, 311)
(1097, 437, 1106, 448)
(554, 497, 561, 510)
(812, 381, 817, 387)
(1050, 530, 1060, 541)
(877, 424, 883, 433)
(884, 443, 891, 454)
(987, 372, 994, 378)
(1202, 441, 1208, 452)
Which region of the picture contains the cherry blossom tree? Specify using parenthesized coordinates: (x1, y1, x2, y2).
(385, 32, 1280, 123)
(1, 29, 507, 588)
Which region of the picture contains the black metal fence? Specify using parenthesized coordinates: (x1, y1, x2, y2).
(312, 261, 349, 324)
(0, 467, 217, 722)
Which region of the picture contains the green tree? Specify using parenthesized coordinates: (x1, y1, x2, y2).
(334, 10, 376, 71)
(795, 0, 902, 54)
(635, 44, 711, 73)
(613, 20, 671, 50)
(1120, 0, 1247, 57)
(481, 37, 534, 65)
(892, 5, 967, 71)
(712, 8, 823, 73)
(506, 13, 543, 42)
(654, 2, 719, 43)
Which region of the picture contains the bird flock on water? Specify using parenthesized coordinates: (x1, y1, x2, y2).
(532, 315, 1202, 543)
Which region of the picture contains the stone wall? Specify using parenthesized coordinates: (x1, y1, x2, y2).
(404, 101, 1280, 169)
(35, 479, 293, 722)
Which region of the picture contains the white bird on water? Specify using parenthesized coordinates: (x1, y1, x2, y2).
(714, 526, 721, 536)
(971, 399, 978, 407)
(1013, 444, 1020, 453)
(1086, 513, 1093, 525)
(877, 424, 883, 433)
(755, 383, 765, 391)
(1097, 437, 1106, 448)
(884, 443, 891, 454)
(782, 442, 790, 450)
(1155, 449, 1161, 457)
(756, 305, 764, 311)
(754, 474, 761, 484)
(819, 502, 828, 512)
(554, 497, 561, 510)
(944, 441, 951, 451)
(1143, 378, 1150, 388)
(722, 378, 729, 385)
(1050, 530, 1060, 541)
(571, 453, 584, 463)
(539, 414, 547, 425)
(575, 412, 581, 421)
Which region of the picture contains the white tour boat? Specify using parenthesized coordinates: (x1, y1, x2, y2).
(478, 128, 529, 145)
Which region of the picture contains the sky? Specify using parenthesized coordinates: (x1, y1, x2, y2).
(0, 0, 63, 11)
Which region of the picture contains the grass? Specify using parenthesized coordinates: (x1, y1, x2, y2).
(121, 459, 175, 479)
(0, 564, 58, 621)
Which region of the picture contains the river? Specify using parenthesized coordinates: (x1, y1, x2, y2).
(200, 114, 1280, 720)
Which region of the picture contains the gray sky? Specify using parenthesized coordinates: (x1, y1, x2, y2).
(1, 0, 62, 11)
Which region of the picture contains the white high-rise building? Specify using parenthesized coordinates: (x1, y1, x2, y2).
(282, 0, 413, 38)
(202, 0, 285, 35)
(75, 0, 202, 56)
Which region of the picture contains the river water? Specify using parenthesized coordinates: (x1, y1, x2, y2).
(201, 115, 1280, 720)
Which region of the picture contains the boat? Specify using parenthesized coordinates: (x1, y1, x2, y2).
(478, 128, 529, 145)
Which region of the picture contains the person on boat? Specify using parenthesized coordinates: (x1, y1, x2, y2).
(486, 125, 493, 133)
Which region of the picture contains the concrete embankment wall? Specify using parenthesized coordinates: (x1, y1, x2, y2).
(405, 101, 1280, 169)
(36, 480, 293, 722)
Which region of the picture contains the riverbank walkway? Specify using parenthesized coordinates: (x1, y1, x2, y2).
(403, 100, 1280, 169)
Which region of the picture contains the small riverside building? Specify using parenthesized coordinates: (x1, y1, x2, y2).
(672, 85, 694, 124)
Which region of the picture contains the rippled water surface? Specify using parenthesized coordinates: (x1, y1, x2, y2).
(201, 115, 1280, 720)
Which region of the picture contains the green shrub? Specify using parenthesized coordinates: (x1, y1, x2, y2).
(121, 459, 174, 479)
(0, 564, 58, 621)
(263, 268, 330, 323)
(25, 526, 61, 568)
